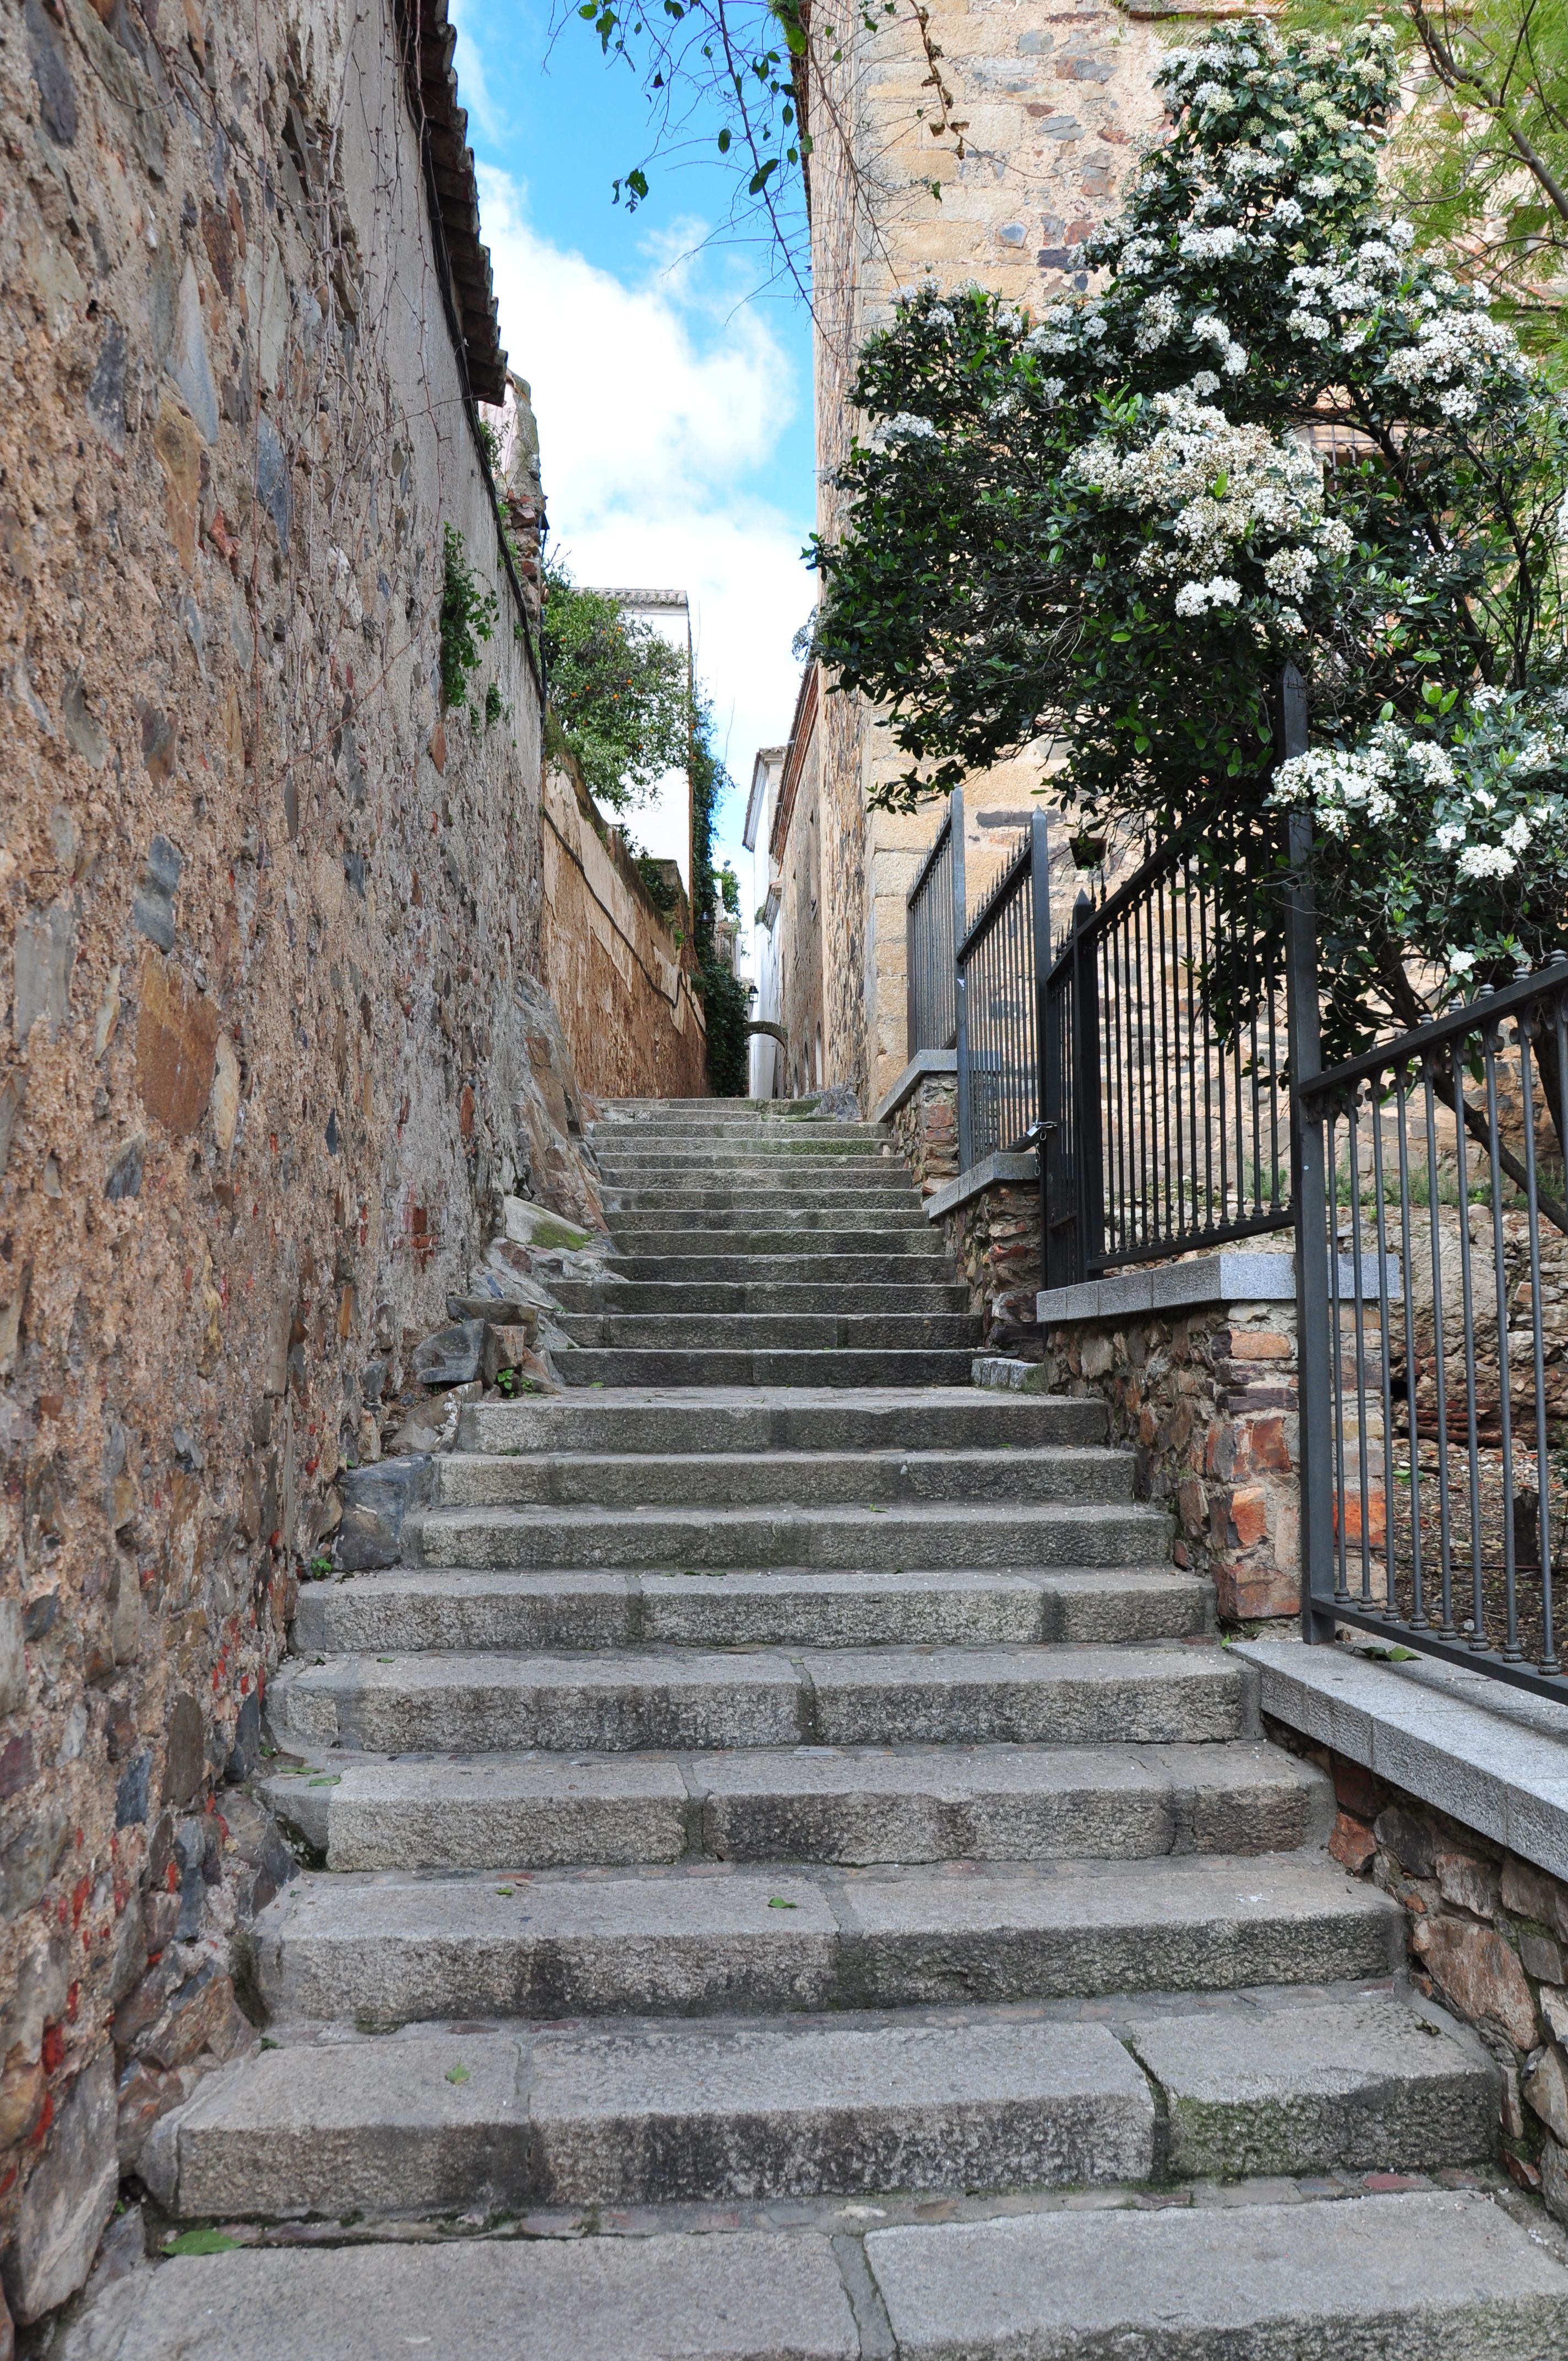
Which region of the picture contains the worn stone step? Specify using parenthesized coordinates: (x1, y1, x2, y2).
(297, 1564, 1202, 1658)
(458, 1390, 1106, 1455)
(161, 2016, 1156, 2221)
(553, 1281, 971, 1315)
(552, 1348, 984, 1388)
(273, 1640, 1243, 1755)
(71, 2191, 1568, 2360)
(1123, 1991, 1498, 2178)
(251, 1852, 1404, 2025)
(872, 2188, 1568, 2357)
(600, 1162, 911, 1188)
(609, 1209, 930, 1247)
(554, 1313, 982, 1352)
(287, 1739, 1324, 1873)
(78, 2224, 864, 2359)
(410, 1497, 1169, 1573)
(608, 1253, 955, 1285)
(596, 1140, 890, 1162)
(433, 1448, 1131, 1511)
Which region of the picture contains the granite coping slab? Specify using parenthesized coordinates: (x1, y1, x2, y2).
(873, 1049, 958, 1126)
(1037, 1250, 1402, 1325)
(924, 1154, 1039, 1222)
(1237, 1637, 1568, 1884)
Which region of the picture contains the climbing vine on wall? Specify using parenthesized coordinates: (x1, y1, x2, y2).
(439, 523, 499, 716)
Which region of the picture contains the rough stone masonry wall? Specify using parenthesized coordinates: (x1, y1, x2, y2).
(1286, 1738, 1568, 2228)
(1041, 1298, 1302, 1624)
(888, 1071, 1041, 1352)
(540, 758, 707, 1101)
(0, 0, 599, 2320)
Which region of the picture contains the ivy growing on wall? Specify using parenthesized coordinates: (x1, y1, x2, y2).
(439, 524, 499, 717)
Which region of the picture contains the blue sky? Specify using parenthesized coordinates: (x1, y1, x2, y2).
(448, 0, 816, 891)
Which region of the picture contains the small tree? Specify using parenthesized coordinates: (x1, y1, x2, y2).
(812, 20, 1568, 1052)
(540, 563, 693, 813)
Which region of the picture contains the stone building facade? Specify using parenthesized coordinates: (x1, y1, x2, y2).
(0, 0, 697, 2320)
(804, 0, 1170, 1111)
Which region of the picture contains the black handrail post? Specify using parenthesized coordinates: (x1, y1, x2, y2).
(1030, 807, 1054, 1287)
(1071, 888, 1104, 1280)
(951, 785, 972, 1171)
(1279, 662, 1335, 1646)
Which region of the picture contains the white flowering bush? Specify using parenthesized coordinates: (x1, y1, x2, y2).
(814, 18, 1568, 1040)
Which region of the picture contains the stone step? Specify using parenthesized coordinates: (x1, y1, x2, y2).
(76, 2191, 1568, 2360)
(433, 1446, 1135, 1510)
(458, 1390, 1106, 1455)
(592, 1118, 879, 1141)
(251, 1851, 1404, 2025)
(273, 1640, 1243, 1755)
(553, 1348, 986, 1387)
(599, 1160, 910, 1185)
(603, 1184, 924, 1211)
(609, 1205, 929, 1235)
(410, 1497, 1169, 1573)
(157, 1992, 1494, 2223)
(552, 1280, 971, 1314)
(865, 2188, 1568, 2358)
(554, 1314, 982, 1353)
(276, 1738, 1323, 1873)
(164, 2015, 1157, 2221)
(596, 1139, 891, 1160)
(296, 1564, 1202, 1658)
(608, 1253, 956, 1285)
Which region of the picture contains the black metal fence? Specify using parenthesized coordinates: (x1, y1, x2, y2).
(1042, 818, 1293, 1287)
(954, 810, 1052, 1169)
(1296, 959, 1568, 1699)
(905, 787, 964, 1059)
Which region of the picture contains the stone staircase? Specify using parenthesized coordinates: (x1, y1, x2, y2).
(108, 1100, 1568, 2357)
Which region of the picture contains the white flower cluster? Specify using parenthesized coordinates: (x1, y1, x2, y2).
(1071, 393, 1340, 614)
(1179, 225, 1246, 262)
(1174, 575, 1242, 615)
(881, 414, 940, 444)
(1383, 305, 1524, 410)
(1271, 715, 1568, 890)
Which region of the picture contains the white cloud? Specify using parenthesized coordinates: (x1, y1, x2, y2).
(477, 166, 812, 855)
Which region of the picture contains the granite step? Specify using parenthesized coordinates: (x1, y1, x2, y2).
(409, 1497, 1169, 1572)
(551, 1280, 971, 1314)
(595, 1138, 891, 1160)
(553, 1313, 982, 1353)
(295, 1564, 1203, 1658)
(271, 1640, 1244, 1754)
(552, 1348, 984, 1388)
(154, 1990, 1495, 2222)
(269, 1738, 1324, 1873)
(432, 1446, 1135, 1510)
(249, 1852, 1405, 2026)
(459, 1390, 1105, 1454)
(456, 1390, 1107, 1455)
(158, 2014, 1158, 2220)
(76, 2192, 1568, 2360)
(606, 1253, 957, 1285)
(606, 1214, 931, 1243)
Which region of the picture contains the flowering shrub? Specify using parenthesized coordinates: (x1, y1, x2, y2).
(812, 18, 1568, 1037)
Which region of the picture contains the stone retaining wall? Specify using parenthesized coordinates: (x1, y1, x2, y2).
(540, 761, 707, 1101)
(1279, 1731, 1568, 2225)
(1040, 1297, 1302, 1624)
(0, 0, 601, 2321)
(886, 1071, 1042, 1352)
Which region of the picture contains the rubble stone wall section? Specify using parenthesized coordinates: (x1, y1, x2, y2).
(1040, 1299, 1303, 1624)
(888, 1075, 1041, 1352)
(1287, 1738, 1568, 2227)
(0, 0, 601, 2315)
(540, 761, 707, 1101)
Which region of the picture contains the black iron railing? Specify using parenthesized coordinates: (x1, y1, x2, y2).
(905, 788, 965, 1057)
(955, 810, 1053, 1169)
(1295, 958, 1568, 1700)
(1042, 817, 1293, 1286)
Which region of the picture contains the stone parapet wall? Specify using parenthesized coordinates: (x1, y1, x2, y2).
(1283, 1734, 1568, 2225)
(886, 1073, 1041, 1351)
(1040, 1297, 1302, 1623)
(888, 1069, 959, 1196)
(540, 763, 707, 1101)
